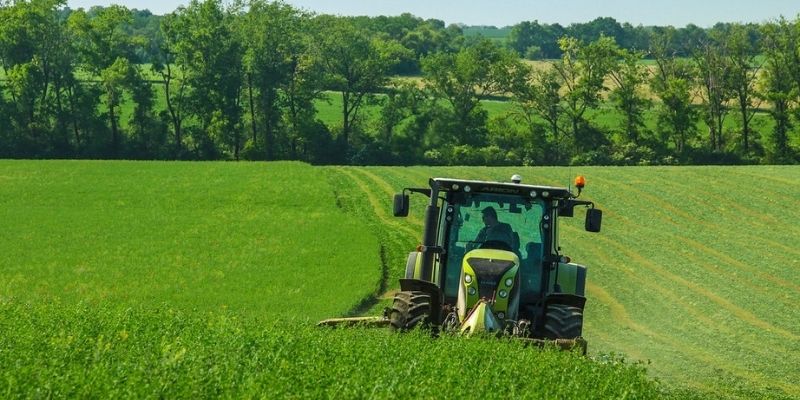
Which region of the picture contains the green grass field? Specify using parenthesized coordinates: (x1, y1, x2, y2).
(1, 161, 798, 398)
(0, 160, 662, 398)
(0, 161, 380, 318)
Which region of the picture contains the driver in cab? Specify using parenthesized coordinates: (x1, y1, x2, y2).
(471, 206, 514, 251)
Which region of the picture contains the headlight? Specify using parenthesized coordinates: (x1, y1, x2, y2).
(499, 290, 507, 298)
(464, 275, 472, 284)
(468, 287, 477, 296)
(505, 278, 513, 287)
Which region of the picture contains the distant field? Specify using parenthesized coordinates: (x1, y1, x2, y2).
(328, 165, 800, 399)
(462, 26, 512, 43)
(314, 90, 778, 146)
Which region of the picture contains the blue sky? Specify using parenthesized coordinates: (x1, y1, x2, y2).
(66, 0, 800, 27)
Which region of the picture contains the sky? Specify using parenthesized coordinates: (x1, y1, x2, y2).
(65, 0, 800, 27)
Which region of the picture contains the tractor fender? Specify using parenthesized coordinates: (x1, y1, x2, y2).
(549, 262, 587, 296)
(405, 252, 422, 279)
(545, 293, 587, 311)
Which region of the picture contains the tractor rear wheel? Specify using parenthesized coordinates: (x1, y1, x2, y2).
(544, 304, 583, 339)
(389, 291, 431, 332)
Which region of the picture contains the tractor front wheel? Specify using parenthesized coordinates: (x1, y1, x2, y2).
(544, 304, 584, 339)
(389, 291, 431, 332)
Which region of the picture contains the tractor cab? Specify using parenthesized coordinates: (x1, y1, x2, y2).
(392, 175, 601, 343)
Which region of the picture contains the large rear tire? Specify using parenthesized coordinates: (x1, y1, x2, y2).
(544, 304, 583, 339)
(389, 291, 431, 332)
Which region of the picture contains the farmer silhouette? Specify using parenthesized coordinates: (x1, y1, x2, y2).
(473, 206, 514, 251)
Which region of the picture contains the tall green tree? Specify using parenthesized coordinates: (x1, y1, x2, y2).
(724, 23, 763, 154)
(69, 5, 146, 156)
(553, 35, 617, 149)
(692, 34, 733, 152)
(312, 16, 407, 153)
(152, 12, 189, 157)
(650, 29, 699, 155)
(0, 0, 88, 156)
(760, 19, 798, 163)
(509, 65, 565, 162)
(239, 0, 310, 159)
(608, 47, 650, 145)
(171, 0, 243, 159)
(422, 39, 519, 147)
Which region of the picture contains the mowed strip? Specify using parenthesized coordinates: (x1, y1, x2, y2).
(568, 225, 800, 396)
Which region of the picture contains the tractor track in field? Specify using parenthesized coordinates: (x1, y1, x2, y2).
(574, 200, 800, 303)
(327, 170, 392, 317)
(327, 167, 421, 317)
(589, 231, 799, 342)
(606, 171, 800, 247)
(342, 243, 389, 317)
(336, 168, 419, 238)
(732, 169, 800, 189)
(589, 174, 800, 294)
(587, 281, 800, 397)
(572, 224, 798, 361)
(350, 168, 424, 228)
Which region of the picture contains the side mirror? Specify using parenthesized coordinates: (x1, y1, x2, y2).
(585, 208, 602, 232)
(393, 193, 409, 217)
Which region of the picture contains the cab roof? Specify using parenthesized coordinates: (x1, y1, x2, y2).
(431, 178, 573, 200)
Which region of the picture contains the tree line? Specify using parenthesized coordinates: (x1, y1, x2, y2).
(0, 0, 798, 165)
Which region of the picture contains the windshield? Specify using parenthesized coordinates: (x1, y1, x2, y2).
(442, 192, 546, 297)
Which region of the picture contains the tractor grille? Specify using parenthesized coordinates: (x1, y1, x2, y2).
(467, 258, 515, 299)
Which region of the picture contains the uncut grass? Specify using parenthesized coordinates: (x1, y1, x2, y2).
(332, 165, 800, 399)
(0, 160, 380, 321)
(0, 301, 662, 399)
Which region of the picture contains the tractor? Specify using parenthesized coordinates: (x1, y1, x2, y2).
(320, 175, 602, 352)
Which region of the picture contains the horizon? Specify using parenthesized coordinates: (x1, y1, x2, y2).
(62, 0, 800, 28)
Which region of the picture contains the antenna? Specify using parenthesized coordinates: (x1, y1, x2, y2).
(567, 163, 573, 192)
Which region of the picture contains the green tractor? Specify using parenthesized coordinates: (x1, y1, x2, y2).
(321, 175, 602, 352)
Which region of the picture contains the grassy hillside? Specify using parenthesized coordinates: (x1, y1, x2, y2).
(0, 160, 661, 399)
(326, 165, 800, 399)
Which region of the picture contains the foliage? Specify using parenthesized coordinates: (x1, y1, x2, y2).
(311, 15, 409, 155)
(0, 3, 799, 164)
(608, 47, 650, 145)
(650, 29, 700, 155)
(553, 36, 618, 150)
(422, 40, 520, 148)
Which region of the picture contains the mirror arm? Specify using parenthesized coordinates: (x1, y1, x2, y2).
(407, 187, 432, 197)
